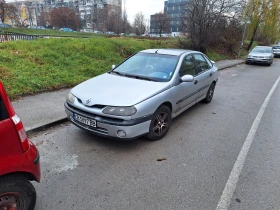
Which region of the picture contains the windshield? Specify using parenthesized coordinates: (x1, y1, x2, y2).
(251, 47, 272, 53)
(272, 46, 280, 49)
(111, 52, 179, 82)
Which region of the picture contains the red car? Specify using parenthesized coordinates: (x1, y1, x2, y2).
(0, 82, 40, 210)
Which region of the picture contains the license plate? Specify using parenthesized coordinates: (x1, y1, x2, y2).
(73, 113, 96, 127)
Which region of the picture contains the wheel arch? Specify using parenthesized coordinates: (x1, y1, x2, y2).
(0, 171, 38, 182)
(160, 101, 173, 112)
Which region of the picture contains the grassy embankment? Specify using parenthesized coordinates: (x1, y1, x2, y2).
(1, 27, 99, 38)
(0, 37, 179, 99)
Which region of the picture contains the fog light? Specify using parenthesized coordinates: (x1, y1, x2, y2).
(70, 116, 73, 121)
(117, 130, 126, 138)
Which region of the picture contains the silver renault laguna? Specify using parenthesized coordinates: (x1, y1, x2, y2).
(65, 49, 218, 140)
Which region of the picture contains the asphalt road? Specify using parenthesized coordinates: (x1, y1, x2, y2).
(31, 60, 280, 210)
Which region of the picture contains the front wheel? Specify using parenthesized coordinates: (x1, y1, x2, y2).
(203, 83, 216, 103)
(0, 175, 36, 210)
(147, 105, 172, 141)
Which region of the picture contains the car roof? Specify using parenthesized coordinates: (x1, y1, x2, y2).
(254, 46, 272, 48)
(140, 49, 198, 56)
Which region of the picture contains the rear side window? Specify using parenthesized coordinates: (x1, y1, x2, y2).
(0, 95, 9, 121)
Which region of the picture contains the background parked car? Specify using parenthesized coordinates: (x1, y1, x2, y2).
(272, 45, 280, 58)
(28, 25, 46, 30)
(80, 28, 93, 33)
(94, 30, 103, 34)
(59, 27, 75, 32)
(0, 81, 40, 210)
(0, 23, 12, 28)
(105, 31, 115, 35)
(128, 33, 137, 36)
(246, 46, 274, 66)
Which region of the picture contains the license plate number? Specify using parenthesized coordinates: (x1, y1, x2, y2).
(74, 113, 96, 127)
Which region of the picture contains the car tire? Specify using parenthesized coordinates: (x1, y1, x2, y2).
(147, 105, 172, 141)
(203, 83, 216, 103)
(0, 175, 36, 210)
(245, 61, 249, 64)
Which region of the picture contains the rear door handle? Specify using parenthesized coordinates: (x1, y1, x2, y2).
(194, 80, 198, 84)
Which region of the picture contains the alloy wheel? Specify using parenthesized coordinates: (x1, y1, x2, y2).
(152, 112, 169, 136)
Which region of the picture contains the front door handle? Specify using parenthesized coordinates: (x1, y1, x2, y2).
(210, 73, 213, 76)
(194, 80, 198, 84)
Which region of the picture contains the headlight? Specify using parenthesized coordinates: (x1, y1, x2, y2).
(247, 55, 253, 58)
(66, 92, 76, 103)
(103, 106, 137, 116)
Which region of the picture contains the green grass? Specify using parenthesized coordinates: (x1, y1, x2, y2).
(0, 37, 177, 99)
(206, 50, 229, 61)
(0, 27, 102, 38)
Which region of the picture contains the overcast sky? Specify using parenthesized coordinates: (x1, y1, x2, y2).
(126, 0, 165, 23)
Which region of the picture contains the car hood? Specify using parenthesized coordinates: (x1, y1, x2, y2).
(71, 73, 171, 107)
(248, 52, 272, 57)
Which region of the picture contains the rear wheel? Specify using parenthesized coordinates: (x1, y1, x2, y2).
(0, 175, 36, 210)
(203, 83, 216, 103)
(147, 105, 172, 141)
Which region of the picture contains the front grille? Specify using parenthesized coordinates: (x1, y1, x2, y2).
(67, 103, 125, 124)
(76, 98, 106, 109)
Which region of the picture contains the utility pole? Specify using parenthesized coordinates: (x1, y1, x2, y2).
(238, 1, 252, 58)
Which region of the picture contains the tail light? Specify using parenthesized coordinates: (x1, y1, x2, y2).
(11, 114, 29, 152)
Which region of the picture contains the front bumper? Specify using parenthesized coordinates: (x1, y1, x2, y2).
(65, 103, 151, 140)
(246, 57, 271, 64)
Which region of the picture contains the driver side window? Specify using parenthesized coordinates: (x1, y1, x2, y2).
(179, 55, 195, 77)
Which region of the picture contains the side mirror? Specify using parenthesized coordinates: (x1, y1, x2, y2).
(211, 60, 215, 64)
(112, 64, 116, 70)
(181, 75, 194, 82)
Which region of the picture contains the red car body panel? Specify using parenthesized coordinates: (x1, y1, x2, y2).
(0, 81, 40, 182)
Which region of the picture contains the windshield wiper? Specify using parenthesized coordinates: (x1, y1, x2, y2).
(128, 74, 158, 82)
(111, 71, 126, 77)
(110, 72, 158, 82)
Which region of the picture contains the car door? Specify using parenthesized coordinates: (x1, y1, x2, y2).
(0, 82, 23, 174)
(173, 54, 198, 112)
(193, 53, 214, 99)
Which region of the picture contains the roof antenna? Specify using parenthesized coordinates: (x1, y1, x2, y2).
(155, 49, 159, 53)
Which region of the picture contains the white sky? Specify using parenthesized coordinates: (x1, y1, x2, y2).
(126, 0, 165, 23)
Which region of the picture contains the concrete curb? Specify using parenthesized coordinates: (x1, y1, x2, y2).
(26, 116, 68, 136)
(25, 60, 245, 135)
(217, 61, 244, 71)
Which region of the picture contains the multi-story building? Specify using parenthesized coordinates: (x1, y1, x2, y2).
(6, 0, 121, 30)
(150, 0, 187, 36)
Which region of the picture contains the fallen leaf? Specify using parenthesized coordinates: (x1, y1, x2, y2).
(35, 140, 44, 146)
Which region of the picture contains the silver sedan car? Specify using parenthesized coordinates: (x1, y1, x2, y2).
(246, 46, 274, 66)
(65, 49, 218, 140)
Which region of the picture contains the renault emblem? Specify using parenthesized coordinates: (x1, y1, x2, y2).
(86, 98, 91, 104)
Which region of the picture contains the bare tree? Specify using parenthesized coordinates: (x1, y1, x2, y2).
(0, 0, 6, 23)
(133, 12, 146, 35)
(50, 7, 79, 29)
(39, 11, 50, 27)
(151, 12, 170, 37)
(5, 4, 18, 25)
(181, 0, 244, 53)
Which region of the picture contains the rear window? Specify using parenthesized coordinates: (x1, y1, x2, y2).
(0, 96, 9, 121)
